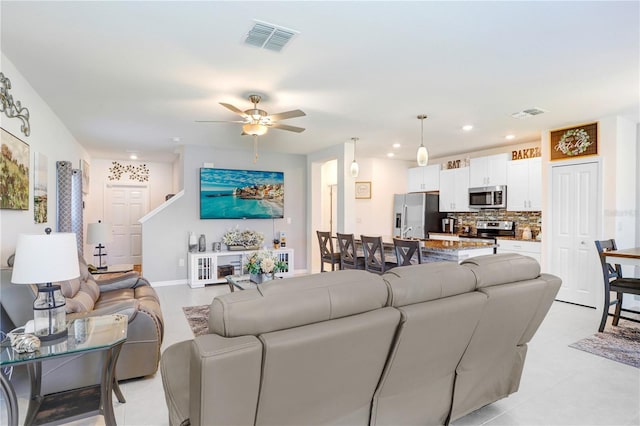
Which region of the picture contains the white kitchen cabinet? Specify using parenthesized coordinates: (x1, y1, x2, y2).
(188, 248, 294, 288)
(407, 164, 440, 192)
(496, 239, 541, 264)
(469, 153, 508, 187)
(439, 167, 470, 212)
(507, 157, 542, 211)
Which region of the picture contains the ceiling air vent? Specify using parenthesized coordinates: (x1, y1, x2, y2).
(244, 20, 299, 52)
(511, 107, 546, 119)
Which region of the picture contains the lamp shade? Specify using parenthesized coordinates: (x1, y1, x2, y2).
(417, 145, 429, 166)
(87, 221, 113, 244)
(242, 123, 268, 136)
(11, 232, 80, 284)
(350, 160, 359, 178)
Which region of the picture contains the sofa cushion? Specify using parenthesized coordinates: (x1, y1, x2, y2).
(461, 253, 541, 289)
(382, 262, 477, 307)
(65, 278, 100, 313)
(210, 270, 389, 337)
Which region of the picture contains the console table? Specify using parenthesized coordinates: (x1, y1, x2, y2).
(188, 248, 294, 288)
(0, 314, 127, 426)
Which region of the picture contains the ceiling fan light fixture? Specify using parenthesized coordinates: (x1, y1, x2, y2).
(416, 115, 429, 167)
(242, 123, 268, 136)
(350, 137, 359, 178)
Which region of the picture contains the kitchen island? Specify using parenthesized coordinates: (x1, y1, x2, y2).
(372, 237, 495, 263)
(420, 239, 495, 262)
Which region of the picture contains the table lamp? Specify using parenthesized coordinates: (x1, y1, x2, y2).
(87, 220, 112, 270)
(11, 229, 80, 341)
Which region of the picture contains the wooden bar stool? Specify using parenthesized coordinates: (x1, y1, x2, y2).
(361, 235, 397, 274)
(393, 238, 422, 266)
(336, 233, 365, 270)
(316, 230, 341, 272)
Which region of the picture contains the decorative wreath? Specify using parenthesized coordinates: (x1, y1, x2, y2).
(554, 128, 591, 156)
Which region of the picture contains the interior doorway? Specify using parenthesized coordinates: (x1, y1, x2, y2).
(549, 160, 600, 307)
(104, 184, 149, 266)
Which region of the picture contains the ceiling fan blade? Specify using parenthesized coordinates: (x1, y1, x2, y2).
(270, 122, 306, 133)
(195, 120, 246, 123)
(220, 102, 249, 118)
(268, 109, 306, 121)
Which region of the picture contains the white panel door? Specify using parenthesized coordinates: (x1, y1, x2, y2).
(105, 185, 149, 265)
(550, 162, 599, 307)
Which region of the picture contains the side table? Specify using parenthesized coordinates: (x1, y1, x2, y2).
(0, 314, 128, 426)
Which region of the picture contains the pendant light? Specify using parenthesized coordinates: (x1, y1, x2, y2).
(350, 137, 359, 178)
(416, 114, 429, 167)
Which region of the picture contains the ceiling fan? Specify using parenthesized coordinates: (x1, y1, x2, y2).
(196, 94, 306, 135)
(196, 94, 306, 162)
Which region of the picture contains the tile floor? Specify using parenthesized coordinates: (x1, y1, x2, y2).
(3, 282, 640, 426)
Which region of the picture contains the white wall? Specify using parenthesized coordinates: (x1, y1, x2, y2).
(82, 158, 175, 261)
(141, 144, 306, 284)
(0, 55, 89, 265)
(354, 157, 411, 239)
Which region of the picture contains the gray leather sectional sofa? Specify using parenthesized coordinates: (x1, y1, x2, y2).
(1, 256, 163, 395)
(161, 253, 560, 426)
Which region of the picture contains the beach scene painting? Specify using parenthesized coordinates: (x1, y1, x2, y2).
(200, 168, 284, 219)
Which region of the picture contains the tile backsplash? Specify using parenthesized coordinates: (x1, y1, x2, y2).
(448, 210, 542, 239)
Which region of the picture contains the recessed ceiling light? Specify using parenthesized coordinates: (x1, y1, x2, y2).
(505, 134, 515, 140)
(392, 143, 401, 149)
(462, 125, 473, 131)
(387, 153, 395, 158)
(129, 154, 138, 160)
(172, 137, 181, 143)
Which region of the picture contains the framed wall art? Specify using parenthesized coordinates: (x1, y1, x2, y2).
(34, 152, 48, 223)
(0, 128, 29, 210)
(355, 181, 371, 199)
(81, 159, 90, 194)
(550, 122, 598, 161)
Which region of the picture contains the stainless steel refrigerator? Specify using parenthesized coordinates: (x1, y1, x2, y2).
(393, 193, 445, 239)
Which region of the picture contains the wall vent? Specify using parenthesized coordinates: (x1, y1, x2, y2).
(244, 20, 299, 52)
(511, 107, 546, 119)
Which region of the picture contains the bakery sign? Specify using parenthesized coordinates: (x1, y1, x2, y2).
(550, 122, 598, 161)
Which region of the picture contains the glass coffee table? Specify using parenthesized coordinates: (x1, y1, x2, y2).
(225, 274, 259, 292)
(0, 314, 128, 426)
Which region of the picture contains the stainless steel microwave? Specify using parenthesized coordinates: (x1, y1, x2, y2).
(468, 186, 507, 209)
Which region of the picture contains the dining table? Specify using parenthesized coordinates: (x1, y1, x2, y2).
(603, 247, 640, 268)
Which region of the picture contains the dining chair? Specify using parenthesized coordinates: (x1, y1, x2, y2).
(336, 233, 365, 270)
(361, 235, 397, 274)
(316, 230, 341, 272)
(594, 239, 640, 332)
(393, 238, 422, 266)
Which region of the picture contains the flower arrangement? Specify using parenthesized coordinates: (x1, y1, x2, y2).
(222, 227, 264, 248)
(245, 250, 287, 275)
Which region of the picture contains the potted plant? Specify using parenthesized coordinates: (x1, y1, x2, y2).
(222, 226, 264, 250)
(245, 250, 287, 283)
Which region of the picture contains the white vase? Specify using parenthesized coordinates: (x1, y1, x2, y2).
(188, 232, 197, 252)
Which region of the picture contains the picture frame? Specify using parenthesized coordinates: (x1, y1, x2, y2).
(34, 152, 48, 223)
(355, 181, 371, 199)
(0, 128, 29, 210)
(81, 159, 90, 194)
(550, 122, 598, 161)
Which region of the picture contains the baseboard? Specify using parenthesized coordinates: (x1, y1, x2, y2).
(150, 279, 188, 288)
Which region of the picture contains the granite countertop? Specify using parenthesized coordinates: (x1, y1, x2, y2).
(495, 236, 541, 242)
(380, 237, 494, 252)
(422, 240, 496, 252)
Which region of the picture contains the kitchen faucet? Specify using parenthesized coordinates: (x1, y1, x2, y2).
(401, 226, 412, 238)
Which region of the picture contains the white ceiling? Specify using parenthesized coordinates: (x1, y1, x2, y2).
(2, 1, 638, 163)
